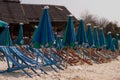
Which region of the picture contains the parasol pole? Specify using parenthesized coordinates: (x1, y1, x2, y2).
(65, 46, 70, 68)
(116, 34, 119, 56)
(87, 23, 92, 60)
(41, 6, 49, 64)
(41, 45, 45, 64)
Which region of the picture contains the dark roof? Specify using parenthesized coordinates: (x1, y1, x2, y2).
(22, 4, 77, 22)
(0, 0, 77, 24)
(1, 0, 20, 3)
(0, 2, 27, 23)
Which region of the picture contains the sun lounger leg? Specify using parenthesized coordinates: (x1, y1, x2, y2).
(36, 64, 48, 74)
(22, 69, 32, 78)
(50, 65, 57, 72)
(30, 67, 40, 77)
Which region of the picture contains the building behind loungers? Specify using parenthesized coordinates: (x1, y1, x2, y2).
(0, 0, 77, 44)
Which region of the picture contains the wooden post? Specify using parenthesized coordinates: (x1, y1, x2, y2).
(90, 48, 92, 61)
(41, 46, 44, 64)
(65, 47, 69, 68)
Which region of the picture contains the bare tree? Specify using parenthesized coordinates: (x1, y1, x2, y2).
(80, 11, 97, 26)
(96, 18, 109, 28)
(79, 11, 120, 38)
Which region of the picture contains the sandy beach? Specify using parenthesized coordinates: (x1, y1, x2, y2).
(0, 56, 120, 80)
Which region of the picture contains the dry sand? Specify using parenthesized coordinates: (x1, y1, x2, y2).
(0, 56, 120, 80)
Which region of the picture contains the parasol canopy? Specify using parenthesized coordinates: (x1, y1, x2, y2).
(99, 28, 106, 48)
(76, 19, 88, 46)
(86, 23, 94, 47)
(32, 6, 54, 48)
(62, 15, 76, 47)
(93, 26, 100, 48)
(106, 32, 114, 51)
(0, 26, 12, 46)
(15, 23, 24, 45)
(0, 20, 8, 27)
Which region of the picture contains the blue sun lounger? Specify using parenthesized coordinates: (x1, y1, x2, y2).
(44, 48, 63, 63)
(0, 46, 37, 77)
(24, 46, 63, 70)
(37, 49, 63, 70)
(8, 46, 47, 74)
(24, 45, 62, 64)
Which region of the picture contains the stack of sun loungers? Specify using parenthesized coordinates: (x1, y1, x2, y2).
(0, 6, 119, 78)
